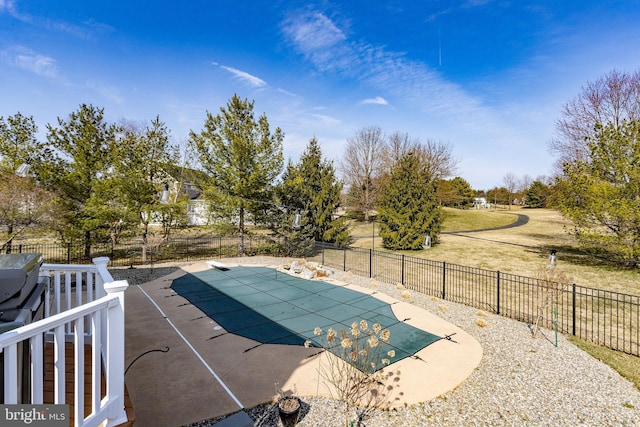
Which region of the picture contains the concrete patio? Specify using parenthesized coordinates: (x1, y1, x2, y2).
(122, 259, 482, 426)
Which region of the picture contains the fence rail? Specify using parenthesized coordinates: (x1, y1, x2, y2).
(4, 236, 279, 267)
(5, 237, 639, 356)
(309, 243, 640, 357)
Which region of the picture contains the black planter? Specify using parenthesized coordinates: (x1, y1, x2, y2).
(277, 396, 301, 426)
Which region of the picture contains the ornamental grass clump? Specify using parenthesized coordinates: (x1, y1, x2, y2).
(306, 320, 402, 427)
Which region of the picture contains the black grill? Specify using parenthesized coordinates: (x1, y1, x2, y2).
(0, 253, 45, 330)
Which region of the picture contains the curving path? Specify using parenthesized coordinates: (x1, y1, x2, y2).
(443, 212, 529, 234)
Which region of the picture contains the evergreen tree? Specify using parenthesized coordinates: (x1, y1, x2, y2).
(44, 104, 119, 257)
(437, 176, 475, 207)
(524, 180, 550, 208)
(275, 138, 349, 255)
(190, 95, 284, 255)
(0, 112, 39, 174)
(378, 152, 442, 250)
(111, 117, 183, 261)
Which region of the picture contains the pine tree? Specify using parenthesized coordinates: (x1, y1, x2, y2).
(45, 104, 119, 257)
(190, 95, 284, 255)
(524, 180, 550, 208)
(378, 153, 441, 250)
(275, 137, 349, 255)
(111, 116, 183, 260)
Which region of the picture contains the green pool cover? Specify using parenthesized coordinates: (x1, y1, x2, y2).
(171, 266, 441, 369)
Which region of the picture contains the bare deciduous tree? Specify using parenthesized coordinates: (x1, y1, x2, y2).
(502, 172, 518, 209)
(0, 175, 57, 252)
(382, 131, 417, 170)
(413, 139, 458, 181)
(551, 69, 640, 171)
(340, 126, 386, 221)
(382, 133, 457, 181)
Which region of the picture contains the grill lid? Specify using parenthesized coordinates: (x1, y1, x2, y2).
(0, 253, 44, 305)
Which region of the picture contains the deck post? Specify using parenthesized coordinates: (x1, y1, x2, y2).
(104, 279, 129, 426)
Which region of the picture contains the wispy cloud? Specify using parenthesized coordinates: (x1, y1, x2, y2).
(1, 45, 61, 79)
(86, 80, 124, 104)
(282, 11, 345, 51)
(1, 1, 111, 40)
(360, 96, 389, 106)
(217, 64, 267, 88)
(280, 10, 512, 140)
(51, 19, 114, 40)
(281, 11, 351, 72)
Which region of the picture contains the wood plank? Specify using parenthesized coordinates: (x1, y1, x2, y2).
(42, 342, 134, 426)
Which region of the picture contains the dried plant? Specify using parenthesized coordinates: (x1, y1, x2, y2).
(306, 320, 402, 426)
(532, 266, 573, 338)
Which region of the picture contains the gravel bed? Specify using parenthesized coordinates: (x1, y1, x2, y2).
(111, 258, 640, 427)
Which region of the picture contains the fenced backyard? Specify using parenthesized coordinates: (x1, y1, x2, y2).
(4, 236, 639, 357)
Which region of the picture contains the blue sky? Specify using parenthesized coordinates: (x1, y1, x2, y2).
(2, 1, 640, 190)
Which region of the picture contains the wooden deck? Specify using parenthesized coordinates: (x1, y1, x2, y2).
(43, 342, 135, 427)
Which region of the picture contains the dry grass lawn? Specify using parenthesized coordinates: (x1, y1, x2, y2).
(351, 207, 639, 296)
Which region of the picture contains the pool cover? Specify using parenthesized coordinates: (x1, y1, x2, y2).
(171, 266, 441, 369)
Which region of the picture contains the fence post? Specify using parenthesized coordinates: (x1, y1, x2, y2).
(496, 271, 501, 315)
(572, 283, 576, 337)
(343, 248, 347, 272)
(369, 249, 372, 278)
(442, 261, 446, 300)
(322, 245, 325, 265)
(67, 243, 71, 263)
(401, 254, 405, 285)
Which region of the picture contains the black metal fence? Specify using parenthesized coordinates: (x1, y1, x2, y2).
(5, 237, 639, 356)
(4, 236, 279, 267)
(308, 242, 640, 357)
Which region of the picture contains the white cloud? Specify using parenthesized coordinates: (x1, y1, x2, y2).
(282, 11, 346, 52)
(0, 0, 25, 20)
(360, 96, 389, 106)
(281, 11, 352, 72)
(1, 45, 61, 79)
(86, 80, 124, 104)
(1, 1, 110, 40)
(219, 65, 267, 88)
(310, 113, 341, 127)
(280, 10, 519, 146)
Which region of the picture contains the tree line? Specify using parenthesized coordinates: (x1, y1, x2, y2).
(1, 68, 639, 265)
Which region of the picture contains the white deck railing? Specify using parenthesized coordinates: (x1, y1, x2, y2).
(0, 257, 129, 427)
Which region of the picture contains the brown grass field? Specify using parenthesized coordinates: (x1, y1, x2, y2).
(350, 207, 639, 296)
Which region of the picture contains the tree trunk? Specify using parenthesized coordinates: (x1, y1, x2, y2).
(238, 205, 245, 256)
(141, 229, 148, 263)
(84, 230, 91, 259)
(5, 224, 13, 254)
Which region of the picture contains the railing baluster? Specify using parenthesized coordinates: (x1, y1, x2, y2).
(91, 310, 102, 414)
(54, 324, 65, 404)
(4, 343, 18, 403)
(31, 334, 44, 404)
(54, 271, 61, 315)
(74, 317, 85, 427)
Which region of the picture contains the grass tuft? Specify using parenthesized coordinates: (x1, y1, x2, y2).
(475, 319, 488, 328)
